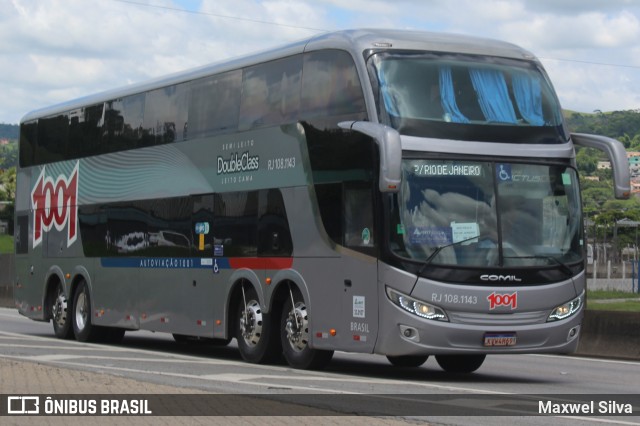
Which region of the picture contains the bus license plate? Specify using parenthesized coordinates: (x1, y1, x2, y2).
(483, 333, 517, 347)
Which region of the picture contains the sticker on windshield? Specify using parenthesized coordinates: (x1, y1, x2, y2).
(562, 173, 572, 185)
(407, 226, 452, 246)
(496, 164, 512, 182)
(451, 222, 479, 244)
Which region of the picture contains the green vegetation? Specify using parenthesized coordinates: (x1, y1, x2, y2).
(587, 289, 640, 300)
(567, 110, 640, 255)
(0, 138, 17, 169)
(0, 234, 13, 254)
(0, 123, 18, 140)
(587, 300, 640, 312)
(586, 290, 640, 312)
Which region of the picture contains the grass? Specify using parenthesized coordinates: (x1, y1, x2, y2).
(0, 234, 13, 254)
(587, 290, 640, 300)
(587, 289, 640, 312)
(586, 300, 640, 312)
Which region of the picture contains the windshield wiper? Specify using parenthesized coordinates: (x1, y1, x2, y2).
(416, 234, 482, 277)
(502, 255, 573, 276)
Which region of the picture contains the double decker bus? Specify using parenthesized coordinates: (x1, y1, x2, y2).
(14, 29, 629, 373)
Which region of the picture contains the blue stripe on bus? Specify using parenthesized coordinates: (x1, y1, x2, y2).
(100, 257, 230, 269)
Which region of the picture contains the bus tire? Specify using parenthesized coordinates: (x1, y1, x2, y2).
(51, 281, 73, 339)
(235, 285, 280, 364)
(386, 355, 429, 368)
(280, 287, 333, 370)
(71, 280, 102, 342)
(435, 354, 486, 374)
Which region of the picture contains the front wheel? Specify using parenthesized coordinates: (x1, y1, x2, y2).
(236, 284, 280, 363)
(280, 287, 333, 370)
(72, 280, 102, 342)
(435, 354, 486, 374)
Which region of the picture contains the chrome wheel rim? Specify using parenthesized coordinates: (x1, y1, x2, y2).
(285, 301, 309, 352)
(239, 300, 263, 347)
(74, 290, 88, 332)
(52, 287, 67, 328)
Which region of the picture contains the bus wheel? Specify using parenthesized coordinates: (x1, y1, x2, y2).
(386, 355, 429, 368)
(236, 285, 279, 363)
(72, 280, 101, 342)
(280, 287, 333, 370)
(51, 281, 73, 339)
(435, 354, 486, 374)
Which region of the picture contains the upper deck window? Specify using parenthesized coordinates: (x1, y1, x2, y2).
(369, 52, 567, 144)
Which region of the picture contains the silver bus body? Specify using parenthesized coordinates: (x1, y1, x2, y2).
(14, 29, 629, 372)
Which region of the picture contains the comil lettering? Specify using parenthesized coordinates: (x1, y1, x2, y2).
(31, 162, 79, 248)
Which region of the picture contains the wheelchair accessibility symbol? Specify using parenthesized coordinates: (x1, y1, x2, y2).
(497, 164, 512, 182)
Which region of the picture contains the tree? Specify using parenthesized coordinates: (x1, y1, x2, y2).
(0, 167, 16, 201)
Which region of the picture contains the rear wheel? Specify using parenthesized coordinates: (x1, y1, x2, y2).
(435, 354, 486, 374)
(280, 286, 333, 370)
(236, 284, 280, 363)
(386, 355, 428, 368)
(51, 281, 73, 339)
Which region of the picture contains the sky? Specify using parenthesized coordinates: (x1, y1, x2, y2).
(2, 0, 640, 124)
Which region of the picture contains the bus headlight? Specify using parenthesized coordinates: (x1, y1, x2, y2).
(385, 287, 448, 322)
(547, 292, 583, 322)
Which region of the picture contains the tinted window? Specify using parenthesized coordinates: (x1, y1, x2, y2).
(144, 83, 189, 144)
(189, 70, 241, 138)
(301, 50, 366, 118)
(258, 189, 292, 256)
(68, 104, 104, 159)
(146, 197, 193, 257)
(103, 94, 146, 152)
(36, 114, 69, 164)
(239, 56, 302, 130)
(213, 191, 258, 257)
(19, 120, 37, 167)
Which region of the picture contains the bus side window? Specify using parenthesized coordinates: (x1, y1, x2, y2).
(19, 120, 37, 167)
(36, 113, 69, 165)
(144, 83, 190, 145)
(239, 55, 302, 130)
(258, 189, 292, 257)
(102, 94, 146, 153)
(68, 104, 104, 159)
(188, 70, 241, 139)
(344, 185, 375, 250)
(301, 49, 366, 119)
(213, 191, 258, 258)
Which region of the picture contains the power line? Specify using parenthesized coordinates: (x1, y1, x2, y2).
(111, 0, 328, 33)
(540, 56, 640, 70)
(111, 0, 640, 72)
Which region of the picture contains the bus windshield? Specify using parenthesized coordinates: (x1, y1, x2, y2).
(370, 52, 567, 143)
(390, 159, 583, 268)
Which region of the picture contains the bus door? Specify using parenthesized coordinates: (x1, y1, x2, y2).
(340, 183, 379, 352)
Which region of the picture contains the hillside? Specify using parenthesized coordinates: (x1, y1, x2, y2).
(0, 124, 18, 140)
(565, 110, 640, 149)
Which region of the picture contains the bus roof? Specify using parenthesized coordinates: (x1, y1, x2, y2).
(21, 29, 536, 123)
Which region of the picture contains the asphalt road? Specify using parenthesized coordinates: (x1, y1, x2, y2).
(0, 307, 639, 425)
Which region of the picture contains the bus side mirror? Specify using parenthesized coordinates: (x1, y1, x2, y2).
(571, 133, 631, 199)
(338, 121, 401, 193)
